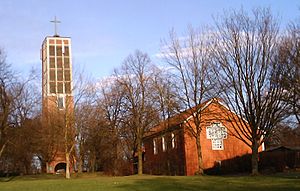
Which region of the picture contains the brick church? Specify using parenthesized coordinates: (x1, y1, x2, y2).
(143, 98, 262, 175)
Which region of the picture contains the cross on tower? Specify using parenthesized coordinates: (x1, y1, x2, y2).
(50, 16, 61, 37)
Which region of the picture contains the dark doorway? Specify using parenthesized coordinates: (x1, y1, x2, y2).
(54, 162, 66, 173)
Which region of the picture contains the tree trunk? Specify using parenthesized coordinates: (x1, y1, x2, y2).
(251, 140, 259, 176)
(78, 156, 83, 173)
(65, 152, 71, 179)
(41, 161, 47, 173)
(0, 142, 7, 158)
(113, 145, 119, 175)
(90, 153, 96, 173)
(137, 140, 143, 175)
(195, 136, 204, 175)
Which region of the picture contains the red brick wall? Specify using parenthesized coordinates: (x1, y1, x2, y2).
(143, 128, 186, 175)
(183, 102, 252, 175)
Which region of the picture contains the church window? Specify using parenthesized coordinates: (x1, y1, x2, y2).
(206, 123, 227, 139)
(171, 133, 175, 149)
(212, 139, 224, 150)
(206, 123, 227, 151)
(162, 136, 166, 152)
(153, 138, 158, 155)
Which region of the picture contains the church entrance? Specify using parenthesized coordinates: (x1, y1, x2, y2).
(54, 162, 66, 174)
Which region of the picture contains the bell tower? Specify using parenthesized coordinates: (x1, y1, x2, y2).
(41, 17, 74, 173)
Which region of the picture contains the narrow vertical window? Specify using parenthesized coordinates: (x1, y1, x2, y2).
(171, 133, 175, 149)
(162, 136, 166, 152)
(153, 138, 157, 155)
(49, 82, 56, 93)
(49, 46, 55, 56)
(64, 46, 69, 56)
(57, 96, 65, 109)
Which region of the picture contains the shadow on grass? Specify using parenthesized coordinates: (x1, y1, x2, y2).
(0, 176, 16, 182)
(0, 173, 66, 182)
(116, 175, 300, 191)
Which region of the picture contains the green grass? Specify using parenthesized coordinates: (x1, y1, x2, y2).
(0, 172, 299, 191)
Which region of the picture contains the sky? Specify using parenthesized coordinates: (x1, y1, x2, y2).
(0, 0, 299, 80)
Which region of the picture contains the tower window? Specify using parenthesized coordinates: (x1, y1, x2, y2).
(49, 57, 55, 68)
(64, 46, 69, 56)
(57, 82, 63, 93)
(64, 58, 70, 68)
(50, 70, 56, 81)
(57, 57, 63, 68)
(49, 46, 55, 56)
(57, 96, 65, 109)
(56, 46, 62, 56)
(65, 82, 71, 94)
(50, 82, 56, 93)
(57, 70, 63, 81)
(64, 70, 71, 81)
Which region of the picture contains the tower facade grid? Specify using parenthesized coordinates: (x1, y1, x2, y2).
(41, 35, 74, 173)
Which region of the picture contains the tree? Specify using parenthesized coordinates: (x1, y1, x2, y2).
(277, 21, 300, 125)
(213, 8, 287, 175)
(115, 50, 158, 175)
(75, 90, 97, 173)
(162, 27, 215, 175)
(98, 80, 127, 175)
(7, 73, 41, 174)
(151, 67, 179, 123)
(266, 124, 300, 148)
(64, 68, 92, 178)
(0, 49, 37, 159)
(0, 49, 14, 158)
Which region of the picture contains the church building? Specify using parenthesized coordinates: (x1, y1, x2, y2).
(143, 98, 261, 175)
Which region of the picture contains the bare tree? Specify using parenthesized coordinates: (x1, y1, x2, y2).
(63, 68, 92, 178)
(98, 80, 126, 175)
(213, 8, 288, 175)
(75, 90, 97, 173)
(115, 50, 158, 175)
(162, 27, 215, 175)
(277, 21, 300, 125)
(0, 49, 35, 158)
(152, 67, 179, 123)
(0, 50, 14, 158)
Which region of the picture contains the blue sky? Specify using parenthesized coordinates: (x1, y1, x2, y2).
(0, 0, 299, 79)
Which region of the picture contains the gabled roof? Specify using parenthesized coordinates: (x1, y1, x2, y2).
(144, 98, 223, 138)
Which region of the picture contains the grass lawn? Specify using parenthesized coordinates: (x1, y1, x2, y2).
(0, 172, 299, 191)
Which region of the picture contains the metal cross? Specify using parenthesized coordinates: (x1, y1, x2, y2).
(50, 16, 61, 36)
